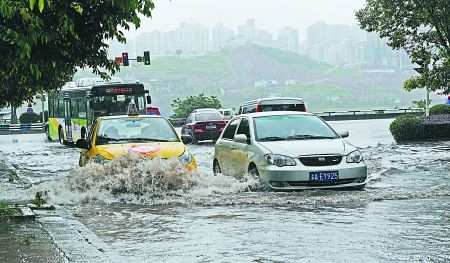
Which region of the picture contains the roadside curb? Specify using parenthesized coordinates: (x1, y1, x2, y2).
(34, 204, 124, 262)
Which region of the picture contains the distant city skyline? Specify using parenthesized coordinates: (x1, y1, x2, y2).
(123, 0, 366, 41)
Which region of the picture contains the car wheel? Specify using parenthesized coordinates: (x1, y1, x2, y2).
(58, 127, 65, 145)
(191, 132, 198, 144)
(213, 159, 221, 175)
(248, 165, 259, 178)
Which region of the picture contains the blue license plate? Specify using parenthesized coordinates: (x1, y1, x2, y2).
(310, 171, 339, 182)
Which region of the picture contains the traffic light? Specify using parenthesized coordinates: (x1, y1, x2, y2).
(137, 56, 143, 63)
(122, 52, 129, 66)
(144, 51, 150, 65)
(115, 56, 123, 64)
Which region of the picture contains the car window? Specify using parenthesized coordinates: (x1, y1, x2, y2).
(253, 114, 338, 141)
(236, 118, 250, 139)
(244, 105, 256, 114)
(261, 103, 305, 112)
(195, 113, 221, 121)
(95, 117, 179, 145)
(222, 118, 241, 140)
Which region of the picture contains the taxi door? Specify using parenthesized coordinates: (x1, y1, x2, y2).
(231, 117, 250, 176)
(215, 118, 240, 176)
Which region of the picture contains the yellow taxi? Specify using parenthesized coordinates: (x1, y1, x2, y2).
(75, 103, 197, 170)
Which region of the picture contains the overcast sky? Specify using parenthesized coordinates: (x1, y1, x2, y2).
(125, 0, 366, 40)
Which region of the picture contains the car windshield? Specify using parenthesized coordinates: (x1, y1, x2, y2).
(254, 114, 338, 141)
(95, 117, 179, 145)
(195, 113, 221, 121)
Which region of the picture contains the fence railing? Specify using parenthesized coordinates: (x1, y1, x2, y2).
(0, 123, 44, 135)
(168, 108, 425, 126)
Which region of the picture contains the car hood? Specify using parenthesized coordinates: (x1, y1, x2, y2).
(258, 139, 353, 157)
(95, 142, 185, 160)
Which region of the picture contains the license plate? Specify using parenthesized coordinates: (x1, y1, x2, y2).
(206, 124, 216, 129)
(310, 171, 339, 182)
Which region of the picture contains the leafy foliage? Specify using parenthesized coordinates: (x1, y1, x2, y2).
(0, 202, 18, 219)
(1, 0, 155, 107)
(171, 93, 222, 118)
(389, 114, 422, 141)
(411, 99, 431, 109)
(429, 104, 450, 115)
(19, 112, 40, 123)
(38, 110, 48, 123)
(356, 0, 450, 93)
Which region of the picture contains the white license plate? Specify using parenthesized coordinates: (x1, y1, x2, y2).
(206, 125, 216, 129)
(309, 171, 339, 182)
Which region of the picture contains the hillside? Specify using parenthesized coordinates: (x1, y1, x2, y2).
(74, 45, 422, 114)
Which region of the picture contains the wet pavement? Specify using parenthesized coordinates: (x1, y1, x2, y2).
(1, 119, 450, 262)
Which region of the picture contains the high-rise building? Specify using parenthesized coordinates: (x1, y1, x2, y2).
(177, 21, 210, 55)
(212, 23, 234, 51)
(277, 27, 299, 53)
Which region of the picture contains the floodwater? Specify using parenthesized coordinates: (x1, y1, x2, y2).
(1, 119, 450, 262)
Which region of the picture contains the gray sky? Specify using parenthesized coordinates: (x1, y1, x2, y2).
(125, 0, 366, 40)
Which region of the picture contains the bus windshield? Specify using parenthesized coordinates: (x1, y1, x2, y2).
(92, 94, 145, 117)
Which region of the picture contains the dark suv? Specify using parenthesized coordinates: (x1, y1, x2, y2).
(181, 109, 227, 143)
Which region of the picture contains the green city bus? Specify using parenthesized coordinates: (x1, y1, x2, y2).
(46, 78, 151, 145)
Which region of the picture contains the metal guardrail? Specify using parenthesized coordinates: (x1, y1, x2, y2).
(168, 108, 426, 126)
(0, 123, 44, 135)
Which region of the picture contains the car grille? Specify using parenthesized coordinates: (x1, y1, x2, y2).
(299, 155, 342, 166)
(286, 179, 355, 187)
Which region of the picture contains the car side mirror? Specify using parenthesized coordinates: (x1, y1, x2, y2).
(234, 134, 249, 144)
(181, 134, 193, 144)
(75, 139, 89, 149)
(338, 130, 349, 138)
(146, 95, 152, 105)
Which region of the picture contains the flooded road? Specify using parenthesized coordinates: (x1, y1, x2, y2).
(1, 119, 450, 262)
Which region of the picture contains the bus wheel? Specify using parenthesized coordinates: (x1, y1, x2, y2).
(45, 125, 52, 141)
(58, 127, 65, 145)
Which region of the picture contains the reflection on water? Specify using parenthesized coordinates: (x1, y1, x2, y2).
(1, 120, 450, 262)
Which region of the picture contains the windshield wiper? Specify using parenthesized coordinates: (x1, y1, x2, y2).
(122, 138, 173, 142)
(286, 134, 335, 140)
(97, 135, 120, 142)
(258, 136, 287, 141)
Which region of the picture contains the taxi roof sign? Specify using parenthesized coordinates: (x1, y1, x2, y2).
(127, 100, 139, 116)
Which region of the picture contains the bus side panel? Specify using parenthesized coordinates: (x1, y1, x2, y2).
(71, 118, 88, 141)
(48, 117, 63, 140)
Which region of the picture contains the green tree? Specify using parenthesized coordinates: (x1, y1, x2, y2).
(356, 0, 450, 93)
(1, 0, 155, 108)
(171, 93, 222, 118)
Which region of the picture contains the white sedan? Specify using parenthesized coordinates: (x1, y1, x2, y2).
(213, 111, 367, 190)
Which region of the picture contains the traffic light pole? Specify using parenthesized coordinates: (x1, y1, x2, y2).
(426, 88, 430, 117)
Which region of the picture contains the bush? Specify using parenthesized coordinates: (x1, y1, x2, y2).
(389, 114, 422, 142)
(429, 104, 450, 115)
(171, 93, 222, 118)
(19, 112, 40, 123)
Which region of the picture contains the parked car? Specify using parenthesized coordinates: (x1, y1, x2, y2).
(238, 97, 306, 114)
(75, 102, 196, 170)
(218, 108, 234, 120)
(213, 111, 367, 190)
(146, 106, 160, 115)
(181, 109, 227, 143)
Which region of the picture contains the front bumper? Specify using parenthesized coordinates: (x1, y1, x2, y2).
(258, 162, 367, 190)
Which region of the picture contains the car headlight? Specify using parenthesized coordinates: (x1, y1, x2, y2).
(178, 150, 193, 164)
(346, 150, 363, 163)
(93, 154, 109, 164)
(264, 154, 296, 167)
